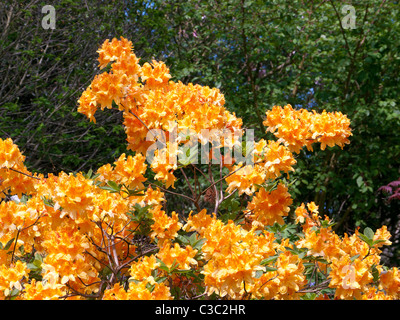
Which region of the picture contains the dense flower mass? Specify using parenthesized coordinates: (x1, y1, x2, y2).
(0, 37, 398, 300)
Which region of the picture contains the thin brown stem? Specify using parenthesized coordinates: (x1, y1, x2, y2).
(8, 167, 40, 180)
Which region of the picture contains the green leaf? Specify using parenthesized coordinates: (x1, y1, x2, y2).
(364, 227, 375, 240)
(8, 288, 20, 299)
(371, 264, 380, 283)
(85, 168, 93, 179)
(156, 276, 168, 284)
(107, 180, 121, 191)
(34, 252, 43, 263)
(356, 176, 364, 188)
(146, 282, 155, 292)
(3, 238, 15, 251)
(301, 293, 317, 300)
(260, 255, 279, 265)
(264, 266, 278, 272)
(157, 259, 170, 272)
(372, 239, 388, 246)
(27, 263, 39, 271)
(358, 233, 373, 247)
(193, 238, 206, 250)
(254, 270, 264, 279)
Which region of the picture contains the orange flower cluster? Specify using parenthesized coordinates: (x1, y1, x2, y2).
(149, 205, 182, 245)
(96, 153, 147, 190)
(0, 261, 28, 299)
(246, 183, 293, 228)
(78, 37, 242, 188)
(0, 138, 41, 198)
(102, 254, 171, 300)
(184, 210, 277, 299)
(225, 140, 296, 196)
(264, 104, 352, 153)
(252, 246, 307, 300)
(0, 137, 166, 299)
(295, 203, 396, 299)
(0, 200, 42, 265)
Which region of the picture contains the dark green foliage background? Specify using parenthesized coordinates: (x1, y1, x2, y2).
(1, 0, 399, 264)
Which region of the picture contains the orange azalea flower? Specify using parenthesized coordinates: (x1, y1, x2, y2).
(149, 145, 178, 189)
(328, 254, 375, 300)
(110, 50, 141, 84)
(251, 246, 307, 300)
(37, 171, 96, 221)
(312, 110, 352, 151)
(246, 183, 293, 227)
(274, 250, 307, 299)
(264, 105, 352, 153)
(0, 138, 26, 169)
(340, 229, 380, 260)
(294, 203, 308, 224)
(296, 223, 344, 260)
(97, 37, 134, 70)
(225, 164, 266, 196)
(129, 255, 160, 283)
(96, 153, 147, 190)
(183, 209, 216, 234)
(20, 279, 65, 300)
(0, 201, 42, 264)
(251, 269, 280, 300)
(185, 211, 276, 299)
(41, 224, 101, 295)
(157, 241, 198, 270)
(373, 225, 392, 248)
(0, 167, 41, 199)
(264, 105, 313, 153)
(140, 60, 171, 89)
(102, 283, 129, 300)
(293, 202, 321, 230)
(103, 282, 171, 300)
(127, 281, 172, 300)
(79, 37, 244, 172)
(0, 261, 29, 299)
(89, 72, 126, 110)
(360, 287, 392, 300)
(0, 138, 41, 198)
(149, 205, 182, 245)
(124, 254, 173, 300)
(379, 267, 400, 299)
(77, 87, 98, 123)
(258, 140, 296, 180)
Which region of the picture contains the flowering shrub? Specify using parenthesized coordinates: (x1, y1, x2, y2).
(0, 37, 398, 300)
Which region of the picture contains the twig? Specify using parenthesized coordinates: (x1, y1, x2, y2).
(8, 167, 40, 180)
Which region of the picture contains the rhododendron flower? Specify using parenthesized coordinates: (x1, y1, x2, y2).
(379, 267, 400, 299)
(264, 105, 352, 153)
(246, 183, 293, 227)
(0, 261, 29, 299)
(157, 241, 198, 270)
(96, 153, 147, 190)
(20, 279, 65, 300)
(149, 205, 182, 245)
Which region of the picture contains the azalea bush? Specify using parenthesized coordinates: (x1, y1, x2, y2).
(0, 37, 399, 300)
